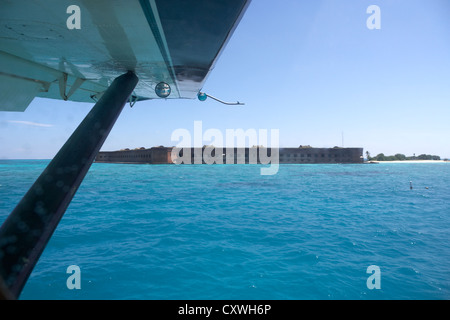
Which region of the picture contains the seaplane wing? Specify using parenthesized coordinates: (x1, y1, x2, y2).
(0, 0, 250, 111)
(0, 0, 251, 299)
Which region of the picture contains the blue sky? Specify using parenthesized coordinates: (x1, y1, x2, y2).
(1, 0, 449, 159)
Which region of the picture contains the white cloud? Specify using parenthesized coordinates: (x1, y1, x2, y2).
(7, 120, 54, 128)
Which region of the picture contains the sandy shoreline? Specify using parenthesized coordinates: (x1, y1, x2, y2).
(366, 160, 448, 164)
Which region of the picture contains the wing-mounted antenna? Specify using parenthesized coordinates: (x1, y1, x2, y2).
(198, 92, 244, 105)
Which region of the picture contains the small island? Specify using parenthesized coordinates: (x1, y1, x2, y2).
(365, 152, 447, 163)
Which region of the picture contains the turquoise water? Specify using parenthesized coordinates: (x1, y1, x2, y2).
(0, 160, 449, 300)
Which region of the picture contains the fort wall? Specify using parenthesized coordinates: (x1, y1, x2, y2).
(95, 146, 364, 164)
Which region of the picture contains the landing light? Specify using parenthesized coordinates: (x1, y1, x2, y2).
(155, 82, 171, 98)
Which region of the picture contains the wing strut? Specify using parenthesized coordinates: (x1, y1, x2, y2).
(0, 71, 138, 299)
